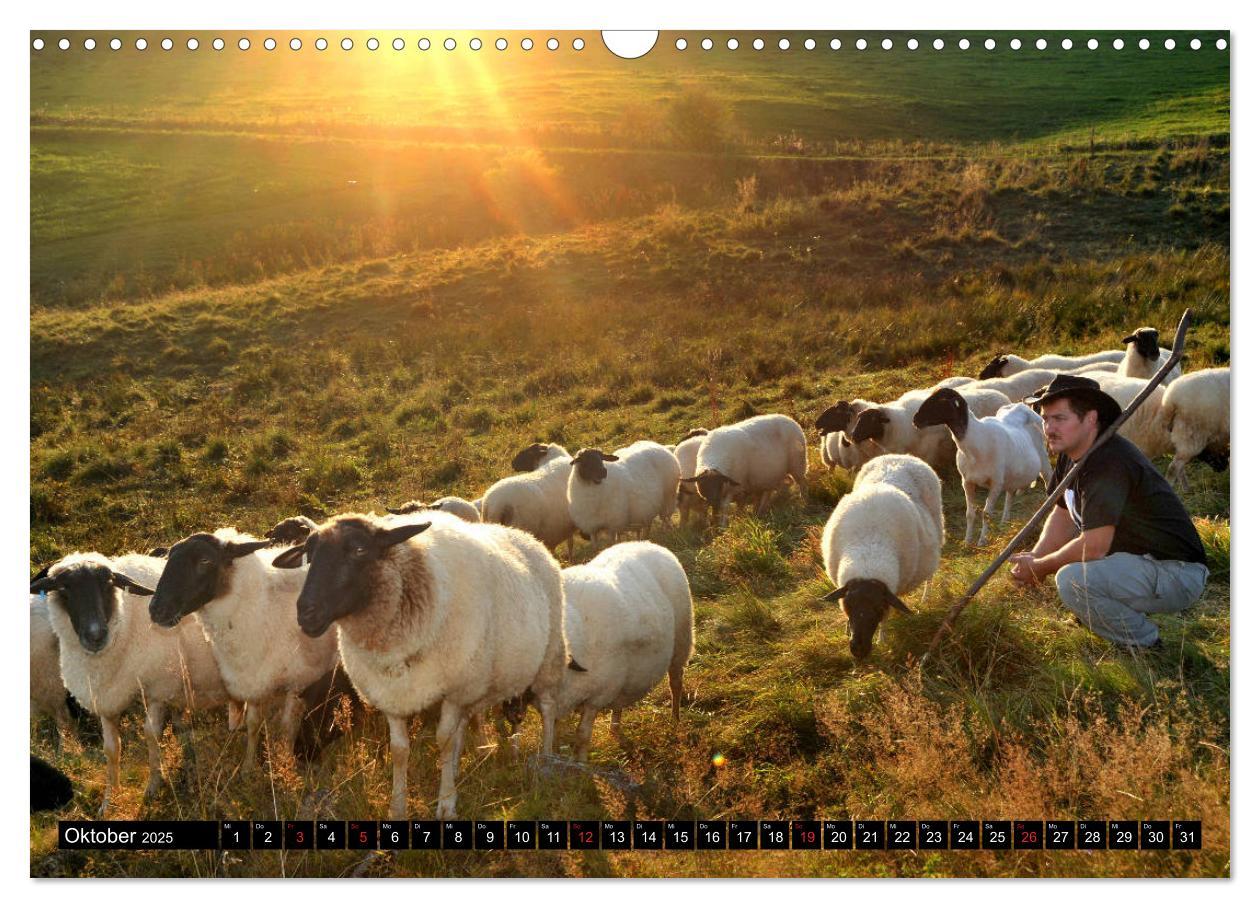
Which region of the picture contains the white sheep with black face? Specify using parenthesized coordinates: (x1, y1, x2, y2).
(1119, 327, 1182, 385)
(31, 552, 230, 815)
(557, 541, 694, 761)
(820, 454, 944, 660)
(846, 386, 1011, 472)
(481, 442, 576, 556)
(271, 509, 568, 820)
(978, 350, 1125, 380)
(672, 429, 710, 526)
(567, 440, 681, 545)
(913, 389, 1052, 545)
(681, 414, 807, 527)
(815, 399, 877, 471)
(145, 528, 340, 772)
(1161, 366, 1230, 489)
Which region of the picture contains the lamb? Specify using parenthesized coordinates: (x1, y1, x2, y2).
(481, 442, 577, 556)
(847, 386, 1011, 472)
(913, 389, 1053, 545)
(1161, 367, 1230, 489)
(978, 350, 1125, 379)
(271, 510, 567, 819)
(568, 441, 681, 544)
(145, 528, 341, 771)
(30, 592, 72, 733)
(680, 414, 807, 527)
(557, 542, 694, 761)
(1120, 327, 1183, 385)
(672, 429, 709, 525)
(31, 552, 230, 815)
(389, 497, 482, 523)
(820, 454, 943, 660)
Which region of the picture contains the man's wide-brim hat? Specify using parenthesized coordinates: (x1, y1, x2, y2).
(1025, 374, 1122, 429)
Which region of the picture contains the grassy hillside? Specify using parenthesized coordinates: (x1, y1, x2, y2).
(30, 34, 1229, 877)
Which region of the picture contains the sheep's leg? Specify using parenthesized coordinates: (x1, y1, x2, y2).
(1001, 490, 1013, 524)
(610, 708, 624, 743)
(244, 700, 263, 774)
(668, 664, 684, 722)
(279, 689, 302, 759)
(1167, 457, 1189, 490)
(227, 699, 245, 732)
(434, 702, 467, 820)
(979, 487, 1001, 547)
(100, 715, 121, 817)
(877, 622, 888, 646)
(143, 700, 168, 800)
(962, 481, 979, 545)
(387, 714, 411, 820)
(564, 536, 575, 561)
(575, 706, 598, 763)
(536, 691, 557, 756)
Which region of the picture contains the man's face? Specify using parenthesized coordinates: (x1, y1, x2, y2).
(1041, 397, 1096, 455)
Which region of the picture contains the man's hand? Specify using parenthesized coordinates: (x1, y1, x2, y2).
(1009, 552, 1041, 586)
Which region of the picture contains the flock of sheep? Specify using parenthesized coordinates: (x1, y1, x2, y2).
(29, 325, 1229, 819)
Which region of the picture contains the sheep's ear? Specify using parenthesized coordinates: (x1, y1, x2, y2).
(1122, 333, 1137, 344)
(378, 521, 432, 549)
(31, 564, 51, 583)
(885, 590, 914, 615)
(30, 574, 62, 594)
(567, 656, 588, 672)
(821, 584, 849, 603)
(272, 543, 308, 569)
(601, 453, 620, 462)
(225, 539, 274, 559)
(111, 572, 155, 596)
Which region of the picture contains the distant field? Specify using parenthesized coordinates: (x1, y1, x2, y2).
(30, 33, 1230, 878)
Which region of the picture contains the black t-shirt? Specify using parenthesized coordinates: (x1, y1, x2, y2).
(1050, 435, 1207, 565)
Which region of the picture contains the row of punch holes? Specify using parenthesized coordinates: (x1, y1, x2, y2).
(31, 35, 1228, 53)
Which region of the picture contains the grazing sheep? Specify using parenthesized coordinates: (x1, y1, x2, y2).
(31, 552, 230, 815)
(558, 542, 694, 761)
(1120, 327, 1183, 385)
(934, 376, 979, 389)
(568, 441, 681, 544)
(482, 442, 577, 556)
(847, 386, 1011, 472)
(146, 528, 340, 771)
(820, 454, 944, 660)
(30, 593, 71, 734)
(914, 389, 1052, 545)
(389, 497, 482, 523)
(680, 414, 807, 527)
(673, 429, 709, 525)
(978, 350, 1125, 380)
(815, 400, 877, 471)
(271, 510, 567, 819)
(969, 368, 1061, 404)
(1162, 367, 1230, 489)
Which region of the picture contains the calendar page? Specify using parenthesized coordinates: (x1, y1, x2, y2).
(29, 29, 1229, 879)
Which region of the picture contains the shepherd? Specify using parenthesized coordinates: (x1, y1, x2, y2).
(1009, 374, 1209, 649)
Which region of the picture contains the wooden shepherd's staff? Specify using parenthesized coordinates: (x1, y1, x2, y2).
(921, 307, 1193, 663)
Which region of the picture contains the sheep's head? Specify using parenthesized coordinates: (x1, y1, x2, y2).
(147, 533, 274, 628)
(978, 354, 1009, 380)
(511, 443, 553, 473)
(571, 448, 619, 484)
(385, 500, 426, 516)
(679, 467, 740, 523)
(821, 578, 913, 660)
(678, 428, 709, 444)
(266, 514, 319, 544)
(1122, 327, 1161, 361)
(850, 408, 891, 444)
(272, 516, 431, 638)
(913, 387, 969, 436)
(31, 559, 154, 654)
(815, 401, 856, 435)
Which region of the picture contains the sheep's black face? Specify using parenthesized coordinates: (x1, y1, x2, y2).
(267, 515, 319, 543)
(571, 448, 618, 484)
(850, 409, 891, 444)
(1123, 328, 1161, 361)
(978, 354, 1009, 380)
(148, 533, 273, 628)
(814, 401, 855, 435)
(680, 467, 740, 512)
(822, 578, 913, 661)
(511, 443, 552, 472)
(31, 562, 153, 654)
(278, 518, 431, 638)
(913, 388, 968, 436)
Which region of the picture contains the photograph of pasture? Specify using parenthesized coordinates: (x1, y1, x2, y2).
(30, 31, 1229, 878)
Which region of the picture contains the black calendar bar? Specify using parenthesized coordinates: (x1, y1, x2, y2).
(57, 819, 1206, 850)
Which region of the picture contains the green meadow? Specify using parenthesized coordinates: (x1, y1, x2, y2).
(30, 33, 1229, 877)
